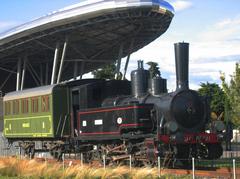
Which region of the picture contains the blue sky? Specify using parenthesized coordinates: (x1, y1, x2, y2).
(0, 0, 240, 90)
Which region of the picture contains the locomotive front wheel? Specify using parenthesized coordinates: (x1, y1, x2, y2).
(207, 143, 223, 159)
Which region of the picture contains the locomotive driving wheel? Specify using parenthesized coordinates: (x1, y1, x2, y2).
(142, 157, 156, 167)
(197, 143, 209, 159)
(96, 144, 118, 166)
(95, 143, 137, 166)
(50, 147, 63, 161)
(82, 151, 94, 163)
(49, 142, 65, 161)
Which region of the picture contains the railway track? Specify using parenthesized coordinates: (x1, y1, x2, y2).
(34, 157, 240, 178)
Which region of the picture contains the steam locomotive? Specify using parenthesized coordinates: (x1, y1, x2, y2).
(3, 42, 224, 166)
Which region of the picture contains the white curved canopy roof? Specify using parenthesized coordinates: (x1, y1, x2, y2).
(0, 0, 174, 42)
(0, 0, 174, 93)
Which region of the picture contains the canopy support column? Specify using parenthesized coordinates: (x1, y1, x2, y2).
(57, 37, 68, 83)
(73, 61, 78, 79)
(20, 56, 27, 90)
(80, 62, 85, 79)
(115, 43, 123, 79)
(51, 42, 60, 85)
(16, 58, 22, 91)
(123, 39, 134, 80)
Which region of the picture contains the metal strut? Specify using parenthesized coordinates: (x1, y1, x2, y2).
(20, 56, 27, 90)
(57, 37, 69, 83)
(80, 62, 85, 79)
(123, 39, 134, 80)
(16, 58, 22, 91)
(73, 61, 78, 79)
(115, 43, 123, 79)
(51, 42, 60, 85)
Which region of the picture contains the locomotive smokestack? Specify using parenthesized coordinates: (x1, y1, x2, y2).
(174, 42, 189, 90)
(131, 60, 149, 97)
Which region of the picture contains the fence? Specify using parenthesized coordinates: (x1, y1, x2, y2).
(221, 130, 240, 158)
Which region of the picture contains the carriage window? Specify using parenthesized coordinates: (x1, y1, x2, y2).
(31, 98, 39, 113)
(4, 101, 11, 115)
(13, 100, 19, 115)
(41, 96, 49, 112)
(22, 99, 29, 113)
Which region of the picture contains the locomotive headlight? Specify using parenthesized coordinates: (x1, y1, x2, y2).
(214, 120, 225, 132)
(117, 117, 123, 124)
(165, 121, 178, 133)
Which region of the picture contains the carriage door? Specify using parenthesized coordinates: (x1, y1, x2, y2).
(71, 89, 80, 136)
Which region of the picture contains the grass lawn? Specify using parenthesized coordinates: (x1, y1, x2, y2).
(0, 157, 191, 179)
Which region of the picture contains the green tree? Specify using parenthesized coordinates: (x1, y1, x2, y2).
(146, 61, 161, 78)
(92, 63, 116, 79)
(220, 63, 240, 126)
(198, 82, 225, 118)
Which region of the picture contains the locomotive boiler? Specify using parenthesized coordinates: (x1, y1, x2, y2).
(3, 42, 225, 166)
(94, 42, 225, 164)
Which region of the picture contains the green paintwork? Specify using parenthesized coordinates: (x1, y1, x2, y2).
(3, 85, 70, 139)
(52, 87, 70, 137)
(4, 115, 53, 137)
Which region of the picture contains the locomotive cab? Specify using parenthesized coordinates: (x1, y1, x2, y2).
(69, 79, 132, 137)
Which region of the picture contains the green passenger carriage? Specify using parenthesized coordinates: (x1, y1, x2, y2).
(3, 84, 70, 139)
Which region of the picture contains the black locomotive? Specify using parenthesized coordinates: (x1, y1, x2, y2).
(3, 42, 224, 166)
(75, 42, 224, 165)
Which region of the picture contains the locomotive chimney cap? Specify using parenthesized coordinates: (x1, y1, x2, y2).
(137, 60, 144, 69)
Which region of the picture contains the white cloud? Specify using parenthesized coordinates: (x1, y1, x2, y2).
(216, 17, 240, 28)
(118, 15, 240, 91)
(81, 13, 240, 91)
(170, 0, 193, 12)
(190, 61, 236, 80)
(189, 16, 240, 85)
(199, 16, 240, 42)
